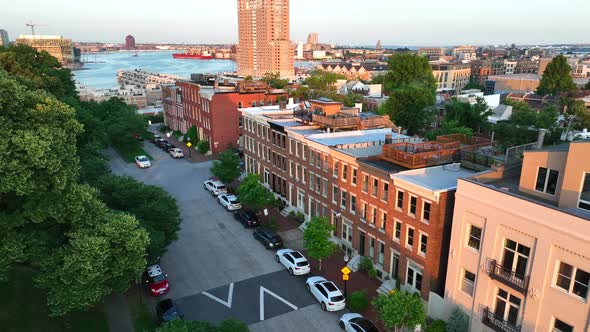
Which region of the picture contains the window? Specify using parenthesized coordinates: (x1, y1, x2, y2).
(342, 164, 348, 181)
(371, 207, 377, 225)
(332, 185, 338, 204)
(315, 175, 321, 193)
(341, 190, 347, 209)
(310, 150, 315, 166)
(316, 153, 321, 168)
(350, 195, 356, 213)
(555, 261, 590, 300)
(422, 201, 431, 223)
(369, 237, 375, 258)
(323, 155, 329, 171)
(409, 196, 418, 216)
(378, 242, 385, 265)
(396, 190, 404, 210)
(394, 220, 402, 241)
(372, 179, 379, 196)
(461, 270, 475, 296)
(419, 233, 428, 256)
(579, 173, 590, 211)
(494, 288, 521, 327)
(382, 183, 389, 201)
(467, 224, 482, 250)
(362, 175, 369, 192)
(322, 179, 328, 197)
(333, 161, 339, 178)
(406, 263, 423, 292)
(406, 227, 415, 248)
(535, 167, 559, 195)
(352, 168, 358, 185)
(502, 239, 530, 278)
(361, 202, 367, 221)
(342, 223, 353, 243)
(309, 172, 314, 190)
(553, 319, 574, 332)
(380, 212, 387, 231)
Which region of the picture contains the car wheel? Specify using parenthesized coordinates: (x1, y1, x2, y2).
(306, 284, 310, 292)
(289, 268, 294, 275)
(339, 321, 345, 330)
(275, 255, 280, 263)
(321, 302, 327, 311)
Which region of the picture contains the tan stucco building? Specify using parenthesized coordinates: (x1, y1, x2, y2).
(16, 34, 73, 64)
(445, 141, 590, 332)
(430, 62, 471, 94)
(237, 0, 294, 78)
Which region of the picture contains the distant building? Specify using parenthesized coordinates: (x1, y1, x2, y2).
(430, 62, 471, 94)
(296, 41, 304, 60)
(125, 35, 136, 49)
(485, 74, 541, 94)
(318, 63, 388, 81)
(0, 29, 9, 46)
(237, 0, 294, 78)
(470, 60, 506, 86)
(451, 45, 477, 58)
(504, 60, 517, 75)
(376, 40, 382, 51)
(307, 32, 318, 45)
(538, 57, 553, 76)
(515, 58, 538, 75)
(418, 48, 446, 57)
(16, 34, 73, 64)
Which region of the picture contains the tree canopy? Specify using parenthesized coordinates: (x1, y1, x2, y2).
(444, 97, 493, 133)
(156, 318, 249, 332)
(262, 72, 289, 89)
(303, 216, 336, 271)
(537, 55, 576, 95)
(585, 79, 590, 90)
(425, 120, 473, 141)
(236, 174, 275, 212)
(372, 290, 426, 332)
(384, 53, 437, 92)
(211, 149, 242, 184)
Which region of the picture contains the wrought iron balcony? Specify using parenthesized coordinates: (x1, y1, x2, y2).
(486, 259, 529, 294)
(482, 307, 521, 332)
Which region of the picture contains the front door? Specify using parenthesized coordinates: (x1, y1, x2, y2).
(359, 231, 366, 256)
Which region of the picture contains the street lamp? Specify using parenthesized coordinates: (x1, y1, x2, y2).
(343, 254, 350, 297)
(187, 137, 192, 159)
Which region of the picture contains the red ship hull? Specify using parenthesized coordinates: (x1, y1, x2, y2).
(172, 54, 214, 60)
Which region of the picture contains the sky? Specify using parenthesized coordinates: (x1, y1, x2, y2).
(3, 0, 589, 46)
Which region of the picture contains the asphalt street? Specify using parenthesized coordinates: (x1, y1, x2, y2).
(109, 136, 342, 331)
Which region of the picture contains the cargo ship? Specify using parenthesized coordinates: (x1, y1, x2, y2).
(172, 50, 214, 60)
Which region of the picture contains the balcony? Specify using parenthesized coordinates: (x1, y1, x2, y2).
(486, 259, 529, 294)
(482, 307, 521, 332)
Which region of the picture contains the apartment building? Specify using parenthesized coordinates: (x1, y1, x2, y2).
(162, 85, 183, 132)
(176, 77, 287, 154)
(241, 99, 494, 300)
(318, 63, 388, 81)
(0, 29, 9, 46)
(430, 62, 471, 94)
(452, 46, 477, 59)
(16, 34, 73, 64)
(471, 60, 506, 86)
(445, 140, 590, 332)
(419, 48, 446, 58)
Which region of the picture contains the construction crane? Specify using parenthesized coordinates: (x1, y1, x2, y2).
(25, 22, 45, 37)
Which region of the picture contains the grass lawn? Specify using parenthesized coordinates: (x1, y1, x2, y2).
(127, 288, 157, 332)
(115, 144, 154, 163)
(0, 267, 109, 332)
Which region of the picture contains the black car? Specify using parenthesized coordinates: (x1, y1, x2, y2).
(234, 210, 259, 227)
(152, 135, 163, 144)
(253, 229, 283, 249)
(156, 139, 169, 148)
(162, 143, 176, 152)
(156, 299, 183, 324)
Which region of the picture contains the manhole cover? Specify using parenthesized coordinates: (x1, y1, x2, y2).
(217, 223, 226, 229)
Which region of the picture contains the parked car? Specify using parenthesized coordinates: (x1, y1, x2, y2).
(275, 249, 310, 275)
(234, 210, 259, 227)
(170, 148, 184, 159)
(152, 135, 162, 143)
(305, 276, 346, 311)
(203, 180, 227, 196)
(144, 263, 170, 296)
(339, 313, 380, 332)
(156, 139, 169, 148)
(253, 229, 283, 249)
(135, 155, 151, 168)
(218, 194, 242, 211)
(162, 143, 176, 152)
(156, 299, 183, 324)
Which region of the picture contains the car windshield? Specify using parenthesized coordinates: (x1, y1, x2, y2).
(218, 185, 226, 190)
(354, 318, 379, 332)
(271, 236, 282, 242)
(152, 274, 166, 283)
(296, 261, 309, 267)
(323, 282, 337, 292)
(138, 157, 148, 162)
(229, 198, 239, 204)
(330, 295, 345, 302)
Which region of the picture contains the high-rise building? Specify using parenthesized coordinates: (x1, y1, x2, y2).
(0, 29, 9, 47)
(307, 32, 318, 45)
(376, 40, 382, 51)
(296, 41, 304, 60)
(237, 0, 294, 78)
(125, 35, 136, 49)
(16, 35, 73, 64)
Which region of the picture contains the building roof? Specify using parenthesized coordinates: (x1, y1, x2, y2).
(487, 74, 541, 81)
(305, 128, 401, 147)
(392, 163, 476, 192)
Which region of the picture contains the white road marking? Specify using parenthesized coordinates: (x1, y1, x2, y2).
(259, 286, 298, 321)
(201, 283, 234, 308)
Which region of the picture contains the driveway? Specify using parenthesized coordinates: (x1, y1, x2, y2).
(109, 141, 342, 331)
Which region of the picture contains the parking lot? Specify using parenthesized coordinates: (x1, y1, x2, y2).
(109, 138, 342, 331)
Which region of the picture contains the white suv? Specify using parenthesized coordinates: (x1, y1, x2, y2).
(135, 155, 151, 168)
(276, 249, 310, 275)
(203, 180, 227, 196)
(169, 148, 184, 159)
(305, 276, 346, 311)
(218, 194, 242, 211)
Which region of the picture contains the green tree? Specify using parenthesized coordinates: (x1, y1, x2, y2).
(197, 140, 210, 154)
(262, 72, 289, 89)
(462, 81, 485, 91)
(372, 290, 426, 332)
(444, 97, 493, 132)
(383, 85, 434, 135)
(585, 79, 590, 90)
(217, 318, 250, 332)
(562, 97, 590, 130)
(425, 120, 473, 141)
(236, 174, 275, 212)
(384, 53, 437, 92)
(446, 307, 469, 332)
(156, 318, 250, 332)
(303, 216, 336, 271)
(537, 55, 576, 95)
(211, 150, 242, 184)
(186, 125, 198, 143)
(95, 175, 181, 259)
(305, 70, 345, 92)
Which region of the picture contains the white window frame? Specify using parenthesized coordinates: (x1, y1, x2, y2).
(461, 269, 476, 296)
(406, 261, 424, 293)
(351, 167, 358, 186)
(535, 166, 559, 196)
(379, 210, 387, 233)
(466, 224, 482, 251)
(341, 163, 348, 182)
(421, 200, 432, 224)
(333, 160, 339, 178)
(578, 172, 590, 211)
(409, 195, 418, 217)
(396, 189, 404, 212)
(419, 232, 428, 257)
(406, 225, 415, 250)
(332, 185, 338, 205)
(340, 189, 348, 210)
(393, 219, 402, 242)
(350, 194, 357, 214)
(554, 261, 590, 300)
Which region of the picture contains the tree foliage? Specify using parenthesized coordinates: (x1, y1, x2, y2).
(446, 307, 469, 332)
(303, 216, 336, 271)
(305, 70, 345, 92)
(372, 290, 426, 332)
(537, 55, 576, 95)
(262, 72, 289, 89)
(425, 120, 473, 141)
(211, 150, 242, 184)
(585, 79, 590, 90)
(236, 174, 275, 212)
(444, 97, 493, 132)
(156, 318, 249, 332)
(197, 140, 210, 154)
(383, 85, 434, 135)
(384, 53, 437, 92)
(562, 97, 590, 130)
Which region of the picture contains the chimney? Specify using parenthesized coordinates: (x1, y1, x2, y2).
(385, 134, 393, 145)
(279, 100, 287, 110)
(536, 129, 547, 149)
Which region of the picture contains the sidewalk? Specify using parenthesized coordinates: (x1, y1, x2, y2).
(153, 127, 216, 164)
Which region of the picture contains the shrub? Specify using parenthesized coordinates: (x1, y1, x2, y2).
(158, 125, 170, 133)
(427, 319, 447, 332)
(347, 290, 370, 312)
(359, 257, 374, 274)
(368, 268, 377, 279)
(446, 307, 469, 332)
(197, 140, 210, 154)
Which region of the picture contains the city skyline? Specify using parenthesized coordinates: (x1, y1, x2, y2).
(3, 0, 590, 46)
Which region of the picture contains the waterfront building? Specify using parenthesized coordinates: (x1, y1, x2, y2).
(444, 139, 590, 332)
(125, 35, 136, 49)
(430, 62, 471, 94)
(241, 99, 494, 301)
(162, 85, 183, 132)
(419, 48, 446, 58)
(16, 34, 73, 64)
(0, 29, 9, 46)
(117, 69, 181, 88)
(318, 63, 388, 81)
(237, 0, 294, 78)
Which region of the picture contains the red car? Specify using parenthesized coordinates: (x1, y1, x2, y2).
(144, 264, 170, 296)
